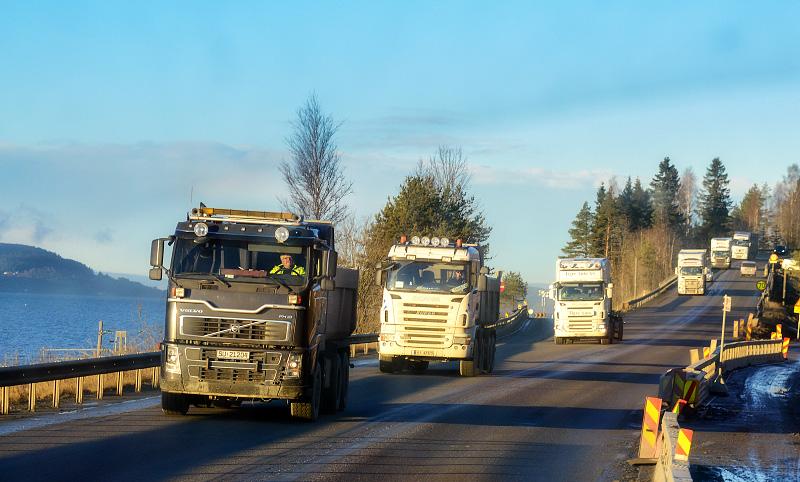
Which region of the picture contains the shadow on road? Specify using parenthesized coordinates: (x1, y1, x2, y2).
(490, 368, 661, 384)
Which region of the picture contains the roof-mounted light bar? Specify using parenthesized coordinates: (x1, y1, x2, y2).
(402, 235, 454, 247)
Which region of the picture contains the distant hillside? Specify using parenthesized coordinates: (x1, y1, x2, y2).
(0, 243, 164, 298)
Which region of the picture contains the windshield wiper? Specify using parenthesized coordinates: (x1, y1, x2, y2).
(264, 273, 295, 292)
(176, 272, 231, 288)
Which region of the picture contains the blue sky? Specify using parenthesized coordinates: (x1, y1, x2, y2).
(1, 1, 799, 284)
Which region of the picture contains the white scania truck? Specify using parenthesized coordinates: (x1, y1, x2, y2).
(710, 237, 733, 269)
(732, 231, 757, 260)
(676, 249, 709, 295)
(376, 236, 501, 377)
(550, 258, 622, 345)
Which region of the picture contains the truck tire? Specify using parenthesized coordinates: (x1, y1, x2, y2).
(321, 353, 342, 414)
(473, 331, 485, 374)
(379, 359, 396, 373)
(162, 392, 189, 416)
(290, 363, 321, 421)
(338, 351, 349, 411)
(459, 360, 476, 377)
(616, 320, 624, 341)
(487, 331, 496, 373)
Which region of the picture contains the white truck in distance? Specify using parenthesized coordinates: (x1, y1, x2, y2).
(731, 231, 757, 260)
(676, 249, 709, 295)
(376, 236, 501, 377)
(550, 258, 622, 345)
(710, 237, 732, 269)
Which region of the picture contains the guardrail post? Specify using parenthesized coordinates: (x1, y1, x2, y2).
(1, 386, 9, 414)
(96, 374, 104, 400)
(151, 367, 159, 388)
(52, 379, 61, 409)
(76, 377, 84, 404)
(135, 369, 142, 393)
(28, 383, 36, 412)
(116, 371, 124, 396)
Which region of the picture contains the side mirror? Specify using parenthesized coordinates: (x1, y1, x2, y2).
(477, 274, 487, 292)
(149, 267, 163, 281)
(321, 250, 338, 278)
(150, 239, 165, 267)
(321, 278, 336, 291)
(548, 283, 557, 300)
(374, 263, 384, 287)
(674, 267, 679, 275)
(606, 282, 613, 299)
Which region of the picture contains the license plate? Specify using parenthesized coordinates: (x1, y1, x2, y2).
(412, 350, 434, 356)
(217, 350, 249, 361)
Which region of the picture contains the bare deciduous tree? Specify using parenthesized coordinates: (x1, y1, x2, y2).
(416, 145, 472, 196)
(280, 94, 352, 224)
(677, 167, 696, 230)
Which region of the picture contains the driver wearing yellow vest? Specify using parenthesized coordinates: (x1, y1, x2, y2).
(271, 254, 306, 276)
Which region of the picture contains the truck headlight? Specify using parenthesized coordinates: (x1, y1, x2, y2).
(285, 352, 302, 378)
(165, 344, 181, 374)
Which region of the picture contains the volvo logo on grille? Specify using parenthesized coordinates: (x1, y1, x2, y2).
(229, 323, 241, 334)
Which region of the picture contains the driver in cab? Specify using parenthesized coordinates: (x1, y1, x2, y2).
(270, 254, 306, 276)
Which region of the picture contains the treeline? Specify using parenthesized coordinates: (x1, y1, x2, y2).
(563, 157, 800, 307)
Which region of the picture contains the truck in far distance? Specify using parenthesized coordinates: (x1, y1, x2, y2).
(149, 205, 358, 421)
(710, 237, 733, 269)
(550, 258, 622, 345)
(732, 231, 756, 261)
(376, 235, 501, 377)
(676, 249, 709, 295)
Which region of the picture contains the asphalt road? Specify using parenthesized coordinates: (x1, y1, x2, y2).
(0, 266, 771, 481)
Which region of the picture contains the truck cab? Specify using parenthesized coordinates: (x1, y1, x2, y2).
(549, 258, 622, 345)
(676, 249, 709, 295)
(376, 236, 500, 377)
(149, 205, 357, 421)
(710, 237, 733, 269)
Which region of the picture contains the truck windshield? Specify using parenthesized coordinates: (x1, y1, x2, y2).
(386, 260, 469, 294)
(680, 267, 704, 276)
(171, 237, 308, 286)
(558, 282, 603, 301)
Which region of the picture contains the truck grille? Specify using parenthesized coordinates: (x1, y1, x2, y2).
(186, 349, 282, 384)
(196, 367, 278, 383)
(399, 302, 451, 347)
(567, 319, 594, 332)
(181, 317, 290, 343)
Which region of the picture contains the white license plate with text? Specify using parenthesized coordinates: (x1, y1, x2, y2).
(217, 350, 249, 361)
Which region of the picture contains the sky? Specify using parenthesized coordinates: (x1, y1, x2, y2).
(1, 1, 799, 285)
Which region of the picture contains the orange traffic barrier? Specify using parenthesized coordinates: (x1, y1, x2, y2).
(702, 347, 710, 358)
(671, 399, 687, 415)
(776, 324, 782, 338)
(771, 332, 778, 340)
(783, 338, 790, 360)
(638, 396, 663, 458)
(746, 323, 752, 341)
(674, 428, 693, 462)
(672, 371, 699, 406)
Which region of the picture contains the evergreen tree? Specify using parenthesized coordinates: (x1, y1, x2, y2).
(501, 271, 528, 302)
(591, 183, 623, 258)
(650, 157, 683, 230)
(696, 157, 732, 240)
(563, 202, 593, 257)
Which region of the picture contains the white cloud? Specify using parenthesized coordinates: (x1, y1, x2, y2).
(470, 164, 613, 190)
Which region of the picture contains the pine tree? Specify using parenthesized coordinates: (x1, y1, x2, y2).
(591, 183, 623, 258)
(563, 202, 593, 257)
(696, 157, 732, 240)
(650, 157, 683, 230)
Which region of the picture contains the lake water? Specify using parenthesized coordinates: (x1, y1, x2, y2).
(0, 292, 165, 365)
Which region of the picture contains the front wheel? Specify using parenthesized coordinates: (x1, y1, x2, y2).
(338, 351, 350, 411)
(290, 363, 321, 421)
(459, 360, 476, 377)
(162, 392, 189, 416)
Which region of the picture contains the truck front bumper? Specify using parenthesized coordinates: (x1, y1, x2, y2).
(160, 343, 304, 400)
(378, 341, 472, 361)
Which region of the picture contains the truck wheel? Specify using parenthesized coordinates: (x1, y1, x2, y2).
(486, 331, 496, 373)
(459, 360, 476, 377)
(473, 333, 485, 374)
(338, 351, 349, 411)
(409, 361, 429, 374)
(290, 363, 321, 421)
(616, 321, 624, 341)
(162, 392, 189, 416)
(321, 353, 342, 414)
(379, 359, 396, 373)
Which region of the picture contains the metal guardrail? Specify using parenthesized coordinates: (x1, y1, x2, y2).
(623, 275, 678, 311)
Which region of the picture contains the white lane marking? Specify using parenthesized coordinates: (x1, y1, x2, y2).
(0, 396, 161, 436)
